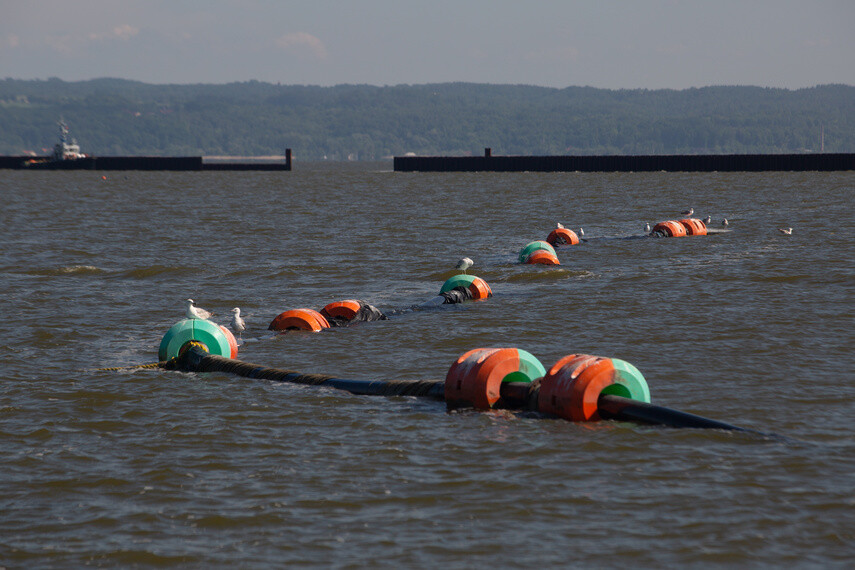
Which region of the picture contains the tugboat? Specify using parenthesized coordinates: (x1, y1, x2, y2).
(52, 120, 87, 161)
(21, 120, 88, 168)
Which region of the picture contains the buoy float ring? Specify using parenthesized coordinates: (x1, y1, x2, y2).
(525, 249, 560, 265)
(468, 277, 493, 299)
(679, 218, 708, 236)
(439, 275, 493, 300)
(320, 299, 362, 322)
(546, 228, 580, 246)
(538, 354, 650, 421)
(159, 318, 234, 361)
(268, 309, 330, 332)
(445, 348, 546, 409)
(219, 325, 239, 359)
(519, 241, 556, 264)
(440, 274, 477, 294)
(651, 220, 688, 237)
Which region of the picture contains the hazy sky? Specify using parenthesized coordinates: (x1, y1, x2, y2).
(2, 0, 853, 89)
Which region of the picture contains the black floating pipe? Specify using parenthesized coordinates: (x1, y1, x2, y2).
(597, 394, 750, 432)
(165, 347, 756, 432)
(164, 346, 447, 399)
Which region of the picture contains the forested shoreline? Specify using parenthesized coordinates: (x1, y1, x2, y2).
(1, 78, 852, 159)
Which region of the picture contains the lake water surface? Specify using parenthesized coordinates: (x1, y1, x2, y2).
(1, 164, 853, 568)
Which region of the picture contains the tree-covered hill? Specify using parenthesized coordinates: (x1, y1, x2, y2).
(0, 78, 852, 159)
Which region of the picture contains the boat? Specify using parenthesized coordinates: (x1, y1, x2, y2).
(1, 122, 292, 171)
(52, 120, 87, 161)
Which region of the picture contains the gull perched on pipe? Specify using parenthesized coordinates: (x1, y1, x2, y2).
(455, 257, 474, 275)
(186, 298, 213, 320)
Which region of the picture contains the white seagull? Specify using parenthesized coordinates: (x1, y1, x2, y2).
(778, 227, 793, 235)
(645, 222, 651, 233)
(186, 298, 213, 320)
(681, 208, 694, 216)
(703, 216, 711, 224)
(556, 222, 564, 229)
(230, 307, 246, 338)
(455, 257, 474, 274)
(579, 228, 585, 236)
(722, 218, 729, 227)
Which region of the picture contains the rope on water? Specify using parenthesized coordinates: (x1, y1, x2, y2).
(94, 361, 169, 372)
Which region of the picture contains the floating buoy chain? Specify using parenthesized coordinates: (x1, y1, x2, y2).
(159, 345, 754, 431)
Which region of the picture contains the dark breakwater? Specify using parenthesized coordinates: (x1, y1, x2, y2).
(0, 149, 291, 171)
(395, 149, 855, 172)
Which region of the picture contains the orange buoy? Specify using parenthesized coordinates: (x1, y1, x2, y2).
(468, 277, 493, 299)
(651, 220, 687, 237)
(320, 299, 361, 322)
(525, 249, 560, 265)
(679, 218, 708, 236)
(218, 325, 239, 358)
(546, 227, 580, 246)
(538, 354, 650, 422)
(445, 348, 546, 409)
(268, 309, 330, 332)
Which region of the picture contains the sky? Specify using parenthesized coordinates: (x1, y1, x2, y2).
(2, 0, 853, 89)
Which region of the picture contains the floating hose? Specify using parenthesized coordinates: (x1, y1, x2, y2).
(162, 346, 445, 399)
(160, 346, 754, 432)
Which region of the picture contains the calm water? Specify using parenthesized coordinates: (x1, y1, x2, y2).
(1, 164, 853, 568)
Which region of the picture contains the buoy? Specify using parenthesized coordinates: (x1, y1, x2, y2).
(320, 299, 361, 322)
(525, 249, 560, 265)
(651, 220, 688, 237)
(467, 276, 493, 299)
(518, 241, 556, 264)
(679, 218, 708, 236)
(520, 241, 555, 263)
(546, 227, 580, 246)
(537, 354, 650, 421)
(158, 318, 235, 361)
(439, 275, 493, 300)
(219, 325, 239, 359)
(268, 309, 330, 332)
(445, 348, 546, 409)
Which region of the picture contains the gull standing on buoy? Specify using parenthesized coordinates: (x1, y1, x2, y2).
(681, 207, 694, 216)
(556, 222, 564, 229)
(230, 307, 246, 338)
(455, 257, 474, 274)
(778, 227, 793, 235)
(186, 298, 213, 320)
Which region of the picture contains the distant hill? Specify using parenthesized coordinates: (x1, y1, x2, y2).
(1, 78, 853, 159)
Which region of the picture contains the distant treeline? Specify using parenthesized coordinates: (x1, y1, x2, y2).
(1, 78, 853, 159)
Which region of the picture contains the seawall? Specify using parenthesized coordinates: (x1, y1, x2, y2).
(0, 149, 292, 171)
(394, 149, 855, 172)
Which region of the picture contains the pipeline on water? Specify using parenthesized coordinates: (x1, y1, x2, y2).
(161, 346, 762, 433)
(121, 218, 770, 434)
